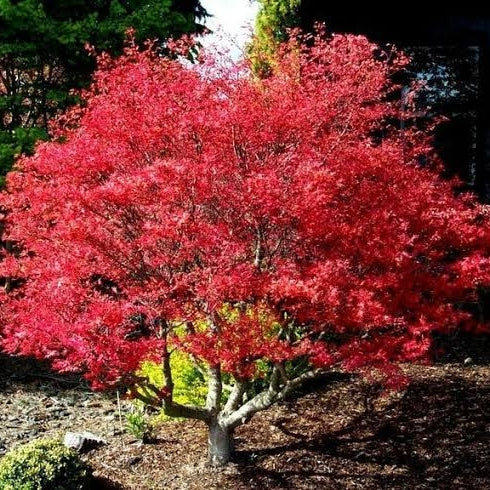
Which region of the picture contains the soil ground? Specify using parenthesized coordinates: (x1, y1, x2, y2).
(0, 334, 488, 489)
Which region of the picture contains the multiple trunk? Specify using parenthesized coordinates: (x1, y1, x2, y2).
(129, 333, 328, 466)
(148, 363, 326, 466)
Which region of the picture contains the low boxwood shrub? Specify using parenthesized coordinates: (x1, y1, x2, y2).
(0, 437, 90, 490)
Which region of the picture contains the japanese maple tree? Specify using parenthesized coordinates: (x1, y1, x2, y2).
(1, 32, 490, 466)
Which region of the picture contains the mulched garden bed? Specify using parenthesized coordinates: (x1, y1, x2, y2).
(0, 334, 488, 489)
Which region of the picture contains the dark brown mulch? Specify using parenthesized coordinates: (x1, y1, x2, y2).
(85, 364, 489, 490)
(1, 337, 489, 489)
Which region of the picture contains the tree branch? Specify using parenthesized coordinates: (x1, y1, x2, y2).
(254, 225, 264, 269)
(131, 389, 160, 408)
(161, 398, 210, 422)
(206, 365, 222, 413)
(269, 363, 281, 392)
(223, 378, 248, 414)
(158, 327, 211, 421)
(132, 376, 210, 421)
(130, 369, 212, 422)
(222, 369, 326, 429)
(161, 326, 174, 402)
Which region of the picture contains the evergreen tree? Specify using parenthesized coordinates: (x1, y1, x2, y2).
(0, 0, 207, 180)
(249, 0, 300, 76)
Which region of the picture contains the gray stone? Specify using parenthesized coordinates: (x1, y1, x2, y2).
(63, 431, 106, 452)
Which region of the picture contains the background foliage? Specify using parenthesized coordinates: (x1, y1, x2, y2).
(0, 0, 207, 181)
(249, 0, 300, 75)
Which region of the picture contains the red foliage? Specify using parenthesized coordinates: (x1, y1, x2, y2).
(1, 33, 489, 391)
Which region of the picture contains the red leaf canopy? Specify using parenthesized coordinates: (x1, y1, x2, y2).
(1, 34, 489, 390)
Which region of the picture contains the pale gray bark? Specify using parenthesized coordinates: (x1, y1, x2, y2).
(222, 369, 325, 429)
(206, 365, 222, 413)
(206, 368, 326, 465)
(143, 335, 329, 465)
(208, 419, 232, 466)
(223, 378, 248, 414)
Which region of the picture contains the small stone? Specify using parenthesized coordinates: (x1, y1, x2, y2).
(463, 357, 473, 366)
(63, 431, 106, 452)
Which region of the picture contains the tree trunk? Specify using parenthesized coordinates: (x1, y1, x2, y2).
(208, 420, 233, 466)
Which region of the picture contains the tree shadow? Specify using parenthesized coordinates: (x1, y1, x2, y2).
(432, 332, 490, 365)
(234, 375, 490, 489)
(0, 353, 88, 392)
(88, 475, 125, 490)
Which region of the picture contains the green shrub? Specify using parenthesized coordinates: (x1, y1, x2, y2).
(0, 438, 90, 490)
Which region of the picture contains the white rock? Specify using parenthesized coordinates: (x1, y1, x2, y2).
(63, 431, 106, 451)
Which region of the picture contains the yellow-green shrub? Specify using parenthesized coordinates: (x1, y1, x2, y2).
(139, 351, 207, 415)
(0, 438, 90, 490)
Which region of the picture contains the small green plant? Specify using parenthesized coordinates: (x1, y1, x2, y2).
(126, 406, 155, 443)
(0, 438, 90, 490)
